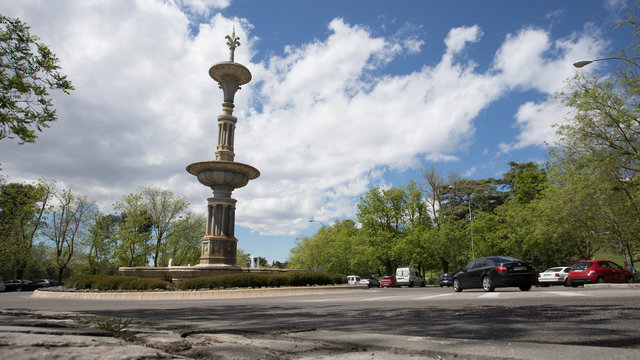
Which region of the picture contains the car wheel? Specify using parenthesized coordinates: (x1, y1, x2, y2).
(627, 277, 634, 283)
(16, 287, 22, 292)
(563, 279, 569, 287)
(420, 281, 426, 287)
(439, 284, 443, 287)
(519, 283, 532, 291)
(482, 276, 495, 292)
(408, 281, 414, 288)
(453, 278, 462, 292)
(596, 277, 605, 284)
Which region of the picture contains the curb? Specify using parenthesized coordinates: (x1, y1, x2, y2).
(30, 285, 369, 300)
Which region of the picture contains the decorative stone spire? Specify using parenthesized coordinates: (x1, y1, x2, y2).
(225, 27, 241, 62)
(186, 27, 259, 267)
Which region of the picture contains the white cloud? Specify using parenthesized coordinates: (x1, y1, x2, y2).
(498, 100, 570, 153)
(444, 25, 483, 55)
(180, 0, 230, 15)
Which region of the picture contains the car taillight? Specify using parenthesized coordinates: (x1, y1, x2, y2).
(496, 265, 508, 273)
(538, 273, 541, 278)
(555, 274, 559, 277)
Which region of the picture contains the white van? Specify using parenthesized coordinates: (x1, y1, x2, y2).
(396, 268, 425, 287)
(347, 275, 361, 285)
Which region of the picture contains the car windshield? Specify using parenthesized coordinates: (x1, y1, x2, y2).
(572, 262, 593, 271)
(545, 267, 564, 272)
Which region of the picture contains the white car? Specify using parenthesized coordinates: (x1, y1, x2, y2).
(358, 276, 380, 288)
(538, 267, 571, 286)
(347, 275, 361, 285)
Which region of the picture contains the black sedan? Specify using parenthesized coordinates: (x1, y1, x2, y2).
(439, 273, 454, 287)
(453, 256, 538, 292)
(3, 279, 37, 292)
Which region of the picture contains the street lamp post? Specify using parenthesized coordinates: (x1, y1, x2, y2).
(573, 56, 640, 69)
(468, 194, 475, 260)
(309, 219, 327, 228)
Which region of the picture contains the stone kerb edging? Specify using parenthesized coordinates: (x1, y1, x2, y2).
(31, 285, 369, 301)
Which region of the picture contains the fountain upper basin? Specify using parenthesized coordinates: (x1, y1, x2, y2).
(186, 161, 260, 189)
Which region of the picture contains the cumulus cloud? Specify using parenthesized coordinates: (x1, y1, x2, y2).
(498, 100, 570, 153)
(444, 25, 483, 55)
(0, 1, 610, 238)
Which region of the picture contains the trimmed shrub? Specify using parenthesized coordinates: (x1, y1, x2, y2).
(64, 275, 171, 291)
(178, 271, 346, 290)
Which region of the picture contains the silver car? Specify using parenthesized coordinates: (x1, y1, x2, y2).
(538, 267, 571, 286)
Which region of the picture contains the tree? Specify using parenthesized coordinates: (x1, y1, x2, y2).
(84, 213, 122, 275)
(0, 14, 73, 143)
(140, 187, 189, 267)
(43, 187, 96, 282)
(113, 193, 152, 267)
(0, 181, 51, 279)
(164, 212, 205, 266)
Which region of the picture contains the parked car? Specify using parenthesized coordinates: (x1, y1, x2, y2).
(0, 281, 5, 292)
(347, 275, 361, 285)
(567, 260, 634, 286)
(3, 279, 37, 292)
(35, 279, 59, 288)
(453, 256, 538, 292)
(538, 267, 571, 287)
(379, 275, 397, 288)
(439, 273, 454, 287)
(359, 276, 380, 288)
(396, 267, 426, 287)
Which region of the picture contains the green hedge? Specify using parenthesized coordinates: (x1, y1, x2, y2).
(178, 271, 346, 290)
(64, 275, 171, 291)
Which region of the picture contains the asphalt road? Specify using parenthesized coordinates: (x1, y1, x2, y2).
(2, 285, 640, 350)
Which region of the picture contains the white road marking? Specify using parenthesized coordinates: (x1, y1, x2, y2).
(478, 292, 501, 298)
(415, 294, 454, 300)
(544, 291, 592, 297)
(363, 296, 400, 301)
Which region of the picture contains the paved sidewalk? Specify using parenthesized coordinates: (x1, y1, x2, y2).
(2, 308, 640, 360)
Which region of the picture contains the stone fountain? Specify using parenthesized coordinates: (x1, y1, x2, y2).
(186, 29, 260, 267)
(120, 30, 276, 283)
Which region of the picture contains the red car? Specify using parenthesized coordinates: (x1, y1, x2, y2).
(379, 275, 397, 288)
(567, 260, 634, 286)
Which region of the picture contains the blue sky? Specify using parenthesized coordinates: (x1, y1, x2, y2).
(0, 0, 633, 262)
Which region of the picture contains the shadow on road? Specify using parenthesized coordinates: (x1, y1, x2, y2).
(88, 302, 640, 348)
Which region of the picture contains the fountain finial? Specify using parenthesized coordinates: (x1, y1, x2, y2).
(225, 27, 241, 62)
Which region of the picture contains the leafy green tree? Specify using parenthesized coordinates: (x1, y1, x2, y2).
(43, 187, 96, 282)
(501, 161, 547, 204)
(236, 248, 250, 267)
(553, 6, 640, 267)
(83, 213, 122, 275)
(164, 212, 205, 266)
(140, 186, 189, 267)
(113, 193, 152, 267)
(0, 14, 73, 143)
(0, 181, 51, 279)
